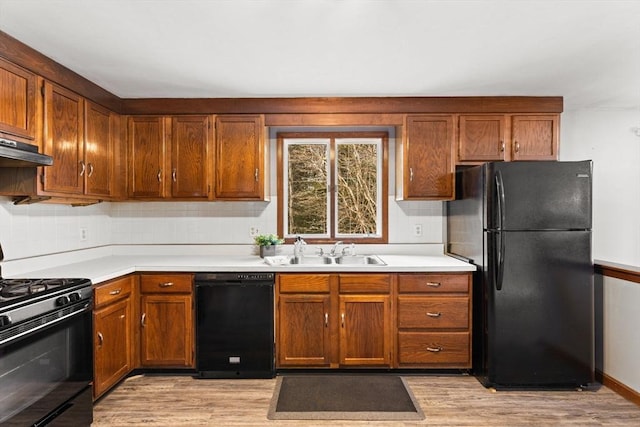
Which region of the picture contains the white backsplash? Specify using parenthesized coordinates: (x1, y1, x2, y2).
(0, 196, 443, 262)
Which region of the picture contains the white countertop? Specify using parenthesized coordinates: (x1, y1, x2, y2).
(2, 244, 475, 284)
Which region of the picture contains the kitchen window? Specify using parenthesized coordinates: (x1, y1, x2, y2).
(277, 132, 388, 243)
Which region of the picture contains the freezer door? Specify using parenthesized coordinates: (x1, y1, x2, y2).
(486, 161, 592, 231)
(485, 230, 594, 388)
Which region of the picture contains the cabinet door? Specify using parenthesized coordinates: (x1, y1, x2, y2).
(458, 115, 506, 162)
(339, 295, 391, 366)
(511, 115, 559, 161)
(0, 58, 37, 140)
(214, 115, 264, 200)
(42, 82, 84, 194)
(128, 116, 167, 198)
(277, 294, 331, 367)
(84, 101, 113, 197)
(94, 298, 131, 398)
(140, 294, 193, 367)
(171, 115, 211, 199)
(403, 115, 454, 199)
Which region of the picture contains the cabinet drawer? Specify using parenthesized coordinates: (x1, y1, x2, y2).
(398, 274, 470, 294)
(339, 274, 390, 293)
(398, 296, 469, 329)
(140, 274, 193, 294)
(278, 274, 331, 293)
(94, 276, 133, 308)
(398, 332, 470, 366)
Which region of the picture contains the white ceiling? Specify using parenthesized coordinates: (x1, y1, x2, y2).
(1, 0, 639, 111)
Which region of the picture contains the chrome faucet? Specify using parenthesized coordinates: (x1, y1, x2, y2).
(293, 236, 307, 259)
(330, 241, 344, 256)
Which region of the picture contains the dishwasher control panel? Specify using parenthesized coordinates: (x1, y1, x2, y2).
(194, 272, 275, 282)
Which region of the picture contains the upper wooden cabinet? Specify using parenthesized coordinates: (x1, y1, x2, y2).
(128, 116, 167, 198)
(396, 114, 455, 200)
(214, 115, 268, 200)
(457, 114, 559, 163)
(0, 57, 38, 141)
(42, 82, 85, 194)
(84, 101, 117, 197)
(458, 115, 507, 162)
(128, 115, 212, 200)
(511, 115, 558, 161)
(171, 116, 212, 199)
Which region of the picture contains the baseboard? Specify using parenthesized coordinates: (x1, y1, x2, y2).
(596, 369, 640, 406)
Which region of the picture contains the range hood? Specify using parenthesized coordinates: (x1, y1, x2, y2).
(0, 138, 53, 167)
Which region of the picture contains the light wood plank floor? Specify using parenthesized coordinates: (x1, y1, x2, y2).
(93, 374, 640, 426)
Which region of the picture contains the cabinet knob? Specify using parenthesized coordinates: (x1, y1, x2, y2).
(426, 311, 442, 318)
(172, 168, 177, 182)
(141, 313, 146, 327)
(324, 313, 329, 327)
(109, 288, 122, 295)
(341, 312, 345, 328)
(409, 167, 414, 182)
(79, 161, 86, 176)
(255, 168, 259, 182)
(87, 163, 94, 177)
(426, 346, 443, 353)
(159, 282, 174, 288)
(425, 282, 441, 287)
(157, 169, 162, 182)
(97, 332, 104, 347)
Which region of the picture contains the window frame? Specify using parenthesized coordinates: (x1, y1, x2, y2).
(277, 131, 388, 244)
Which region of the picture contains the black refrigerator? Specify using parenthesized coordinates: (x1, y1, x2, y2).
(446, 161, 595, 389)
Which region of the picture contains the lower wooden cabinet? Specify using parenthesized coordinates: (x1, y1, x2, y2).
(93, 275, 134, 399)
(276, 273, 392, 368)
(139, 274, 194, 367)
(276, 271, 472, 370)
(396, 273, 472, 368)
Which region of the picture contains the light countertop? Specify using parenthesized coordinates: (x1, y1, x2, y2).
(2, 244, 475, 284)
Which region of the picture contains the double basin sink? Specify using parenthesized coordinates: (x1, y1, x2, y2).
(269, 254, 386, 266)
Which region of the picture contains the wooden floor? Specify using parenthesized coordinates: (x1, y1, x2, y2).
(93, 374, 640, 426)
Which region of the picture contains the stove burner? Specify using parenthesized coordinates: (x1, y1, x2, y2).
(0, 278, 88, 302)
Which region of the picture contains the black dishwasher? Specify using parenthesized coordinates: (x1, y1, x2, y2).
(195, 272, 275, 378)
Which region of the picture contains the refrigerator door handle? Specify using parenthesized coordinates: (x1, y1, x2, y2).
(495, 170, 505, 231)
(495, 230, 505, 291)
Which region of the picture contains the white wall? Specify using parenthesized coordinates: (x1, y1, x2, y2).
(561, 108, 640, 394)
(560, 109, 640, 265)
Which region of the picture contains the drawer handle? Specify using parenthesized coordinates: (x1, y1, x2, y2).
(425, 282, 441, 287)
(426, 311, 442, 318)
(159, 282, 174, 288)
(109, 289, 122, 295)
(426, 346, 443, 352)
(97, 332, 104, 347)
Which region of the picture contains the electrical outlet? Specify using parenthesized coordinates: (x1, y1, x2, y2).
(413, 224, 422, 237)
(80, 227, 87, 241)
(249, 226, 259, 237)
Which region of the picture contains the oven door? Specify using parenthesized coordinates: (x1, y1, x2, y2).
(0, 305, 93, 426)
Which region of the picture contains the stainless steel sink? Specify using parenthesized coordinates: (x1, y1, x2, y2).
(288, 256, 333, 265)
(283, 255, 386, 266)
(334, 255, 386, 265)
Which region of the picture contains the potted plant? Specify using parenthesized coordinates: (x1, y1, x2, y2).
(254, 233, 284, 258)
